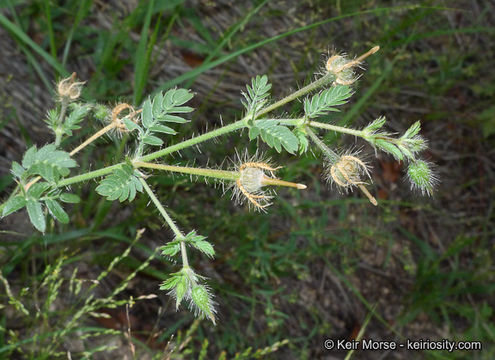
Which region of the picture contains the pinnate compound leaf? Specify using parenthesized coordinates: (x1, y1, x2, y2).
(21, 144, 77, 183)
(254, 120, 299, 154)
(242, 75, 271, 115)
(139, 88, 194, 149)
(26, 199, 45, 233)
(95, 164, 142, 202)
(304, 85, 353, 118)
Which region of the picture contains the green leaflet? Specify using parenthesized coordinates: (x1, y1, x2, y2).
(2, 196, 27, 217)
(191, 285, 214, 319)
(132, 88, 194, 152)
(304, 85, 353, 118)
(95, 164, 143, 202)
(26, 199, 45, 233)
(160, 230, 214, 258)
(251, 120, 299, 154)
(20, 144, 77, 183)
(45, 199, 69, 224)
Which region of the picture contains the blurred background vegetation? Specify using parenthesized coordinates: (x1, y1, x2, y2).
(0, 0, 494, 359)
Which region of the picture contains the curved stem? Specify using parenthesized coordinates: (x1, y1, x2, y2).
(70, 123, 116, 156)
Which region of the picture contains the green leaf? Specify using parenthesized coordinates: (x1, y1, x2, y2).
(95, 164, 143, 202)
(150, 124, 176, 134)
(159, 114, 188, 123)
(22, 144, 77, 183)
(175, 276, 187, 310)
(123, 118, 142, 133)
(293, 128, 309, 154)
(45, 199, 69, 224)
(248, 126, 261, 140)
(26, 199, 45, 232)
(63, 103, 91, 135)
(242, 74, 271, 115)
(304, 85, 353, 118)
(11, 161, 25, 178)
(191, 285, 213, 320)
(402, 121, 421, 139)
(375, 139, 404, 161)
(161, 242, 180, 257)
(192, 240, 215, 258)
(2, 196, 26, 217)
(159, 272, 182, 290)
(60, 193, 80, 203)
(142, 135, 163, 146)
(142, 99, 153, 128)
(364, 116, 386, 134)
(256, 120, 299, 154)
(27, 183, 51, 199)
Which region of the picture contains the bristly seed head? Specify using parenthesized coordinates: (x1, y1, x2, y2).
(325, 154, 377, 206)
(232, 155, 306, 211)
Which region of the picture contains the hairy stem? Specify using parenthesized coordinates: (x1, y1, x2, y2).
(258, 73, 336, 116)
(306, 127, 339, 163)
(134, 161, 239, 182)
(308, 120, 364, 138)
(139, 120, 246, 162)
(139, 178, 189, 267)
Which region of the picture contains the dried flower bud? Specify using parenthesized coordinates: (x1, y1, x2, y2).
(325, 46, 380, 86)
(110, 103, 141, 135)
(57, 72, 85, 100)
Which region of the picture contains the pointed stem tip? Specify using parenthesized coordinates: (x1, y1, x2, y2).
(358, 184, 378, 206)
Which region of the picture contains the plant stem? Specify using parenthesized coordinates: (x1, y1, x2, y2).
(258, 73, 336, 116)
(57, 164, 123, 187)
(139, 120, 246, 162)
(43, 68, 345, 189)
(306, 127, 339, 163)
(54, 98, 69, 146)
(134, 161, 239, 182)
(70, 124, 116, 156)
(308, 120, 364, 138)
(139, 178, 189, 267)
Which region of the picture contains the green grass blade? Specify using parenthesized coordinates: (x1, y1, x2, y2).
(133, 0, 155, 105)
(0, 13, 68, 76)
(43, 0, 57, 59)
(152, 5, 441, 94)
